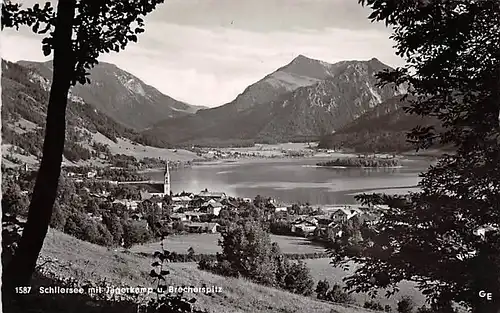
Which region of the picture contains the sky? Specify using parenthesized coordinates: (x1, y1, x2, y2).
(1, 0, 404, 107)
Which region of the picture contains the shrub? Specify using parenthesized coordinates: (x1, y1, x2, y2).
(316, 279, 330, 300)
(397, 296, 415, 313)
(325, 284, 354, 304)
(364, 300, 385, 311)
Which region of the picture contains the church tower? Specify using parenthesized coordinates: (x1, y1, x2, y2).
(164, 161, 171, 196)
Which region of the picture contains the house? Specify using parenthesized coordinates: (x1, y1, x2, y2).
(172, 196, 192, 208)
(170, 213, 189, 222)
(183, 211, 209, 222)
(201, 200, 223, 216)
(131, 219, 149, 231)
(291, 220, 317, 234)
(87, 170, 98, 178)
(112, 199, 139, 211)
(274, 206, 288, 212)
(131, 213, 143, 221)
(86, 213, 103, 223)
(330, 207, 362, 223)
(185, 222, 220, 234)
(90, 190, 110, 198)
(197, 190, 227, 200)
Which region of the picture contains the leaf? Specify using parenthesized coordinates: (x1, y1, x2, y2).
(153, 251, 163, 258)
(189, 298, 197, 303)
(160, 270, 170, 276)
(152, 261, 160, 267)
(42, 44, 51, 56)
(149, 269, 158, 278)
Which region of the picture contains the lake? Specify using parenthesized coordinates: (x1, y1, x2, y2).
(146, 156, 432, 205)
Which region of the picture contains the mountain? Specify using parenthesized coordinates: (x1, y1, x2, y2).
(144, 55, 405, 145)
(1, 59, 173, 165)
(317, 96, 439, 152)
(17, 60, 202, 130)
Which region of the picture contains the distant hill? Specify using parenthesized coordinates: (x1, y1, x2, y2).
(317, 96, 439, 153)
(144, 55, 405, 145)
(17, 60, 202, 130)
(1, 59, 175, 165)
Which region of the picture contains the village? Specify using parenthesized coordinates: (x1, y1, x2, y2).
(58, 161, 391, 246)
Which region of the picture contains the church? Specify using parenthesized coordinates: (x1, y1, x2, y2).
(139, 162, 171, 201)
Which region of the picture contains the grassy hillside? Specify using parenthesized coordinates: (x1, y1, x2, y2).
(39, 228, 376, 313)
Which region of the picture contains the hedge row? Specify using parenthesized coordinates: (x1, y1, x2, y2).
(136, 251, 330, 262)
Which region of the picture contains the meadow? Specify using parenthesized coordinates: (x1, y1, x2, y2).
(39, 228, 376, 313)
(129, 234, 328, 255)
(303, 258, 426, 309)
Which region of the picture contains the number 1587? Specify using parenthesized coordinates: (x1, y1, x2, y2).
(15, 287, 32, 294)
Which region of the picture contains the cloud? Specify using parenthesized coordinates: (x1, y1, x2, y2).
(1, 1, 403, 107)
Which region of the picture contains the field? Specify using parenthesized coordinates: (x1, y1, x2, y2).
(128, 235, 427, 310)
(303, 258, 426, 309)
(39, 228, 376, 313)
(129, 234, 328, 255)
(90, 131, 199, 162)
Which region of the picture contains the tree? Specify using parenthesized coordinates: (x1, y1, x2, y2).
(330, 1, 500, 312)
(49, 202, 67, 231)
(316, 279, 330, 300)
(2, 182, 29, 216)
(364, 300, 385, 311)
(217, 221, 277, 286)
(2, 0, 164, 289)
(187, 247, 195, 260)
(325, 284, 354, 304)
(123, 221, 150, 249)
(283, 261, 314, 296)
(397, 296, 415, 313)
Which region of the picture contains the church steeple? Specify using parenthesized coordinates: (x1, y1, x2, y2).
(164, 161, 171, 195)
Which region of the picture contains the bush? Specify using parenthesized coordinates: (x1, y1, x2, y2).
(325, 284, 354, 304)
(397, 296, 415, 313)
(316, 279, 330, 300)
(282, 261, 314, 296)
(364, 300, 385, 311)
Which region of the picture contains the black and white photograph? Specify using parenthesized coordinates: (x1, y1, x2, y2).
(1, 0, 499, 312)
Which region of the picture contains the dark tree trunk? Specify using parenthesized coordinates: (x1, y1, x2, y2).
(3, 0, 76, 291)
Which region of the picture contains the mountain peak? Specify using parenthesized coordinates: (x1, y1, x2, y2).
(289, 54, 323, 65)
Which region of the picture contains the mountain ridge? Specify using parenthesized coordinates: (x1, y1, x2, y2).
(16, 60, 203, 131)
(144, 55, 404, 145)
(1, 59, 175, 166)
(317, 95, 439, 152)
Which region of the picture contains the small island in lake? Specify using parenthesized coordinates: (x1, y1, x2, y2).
(317, 157, 401, 168)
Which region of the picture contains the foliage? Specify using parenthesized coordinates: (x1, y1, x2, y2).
(315, 279, 330, 300)
(364, 300, 385, 311)
(397, 296, 415, 313)
(326, 284, 354, 305)
(283, 261, 314, 296)
(317, 157, 400, 168)
(2, 0, 167, 289)
(122, 220, 150, 249)
(217, 221, 277, 285)
(146, 242, 207, 313)
(199, 221, 314, 296)
(329, 1, 500, 312)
